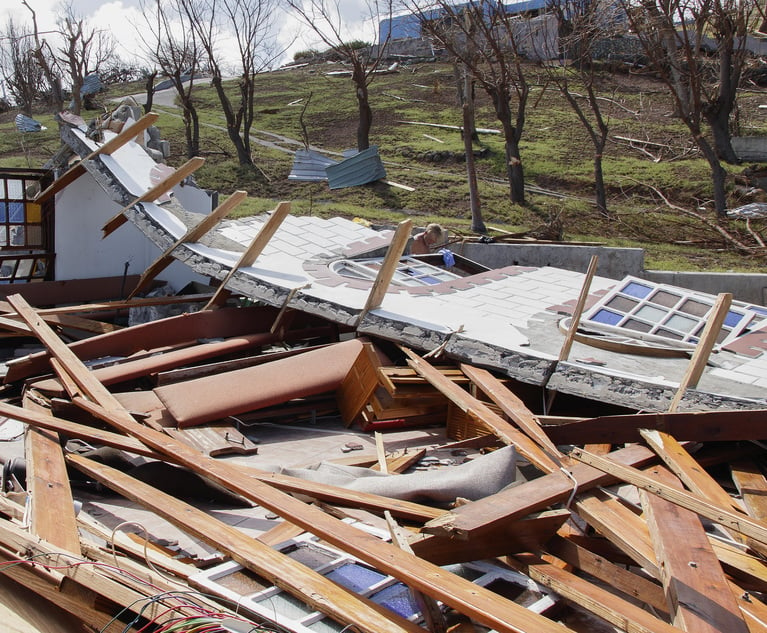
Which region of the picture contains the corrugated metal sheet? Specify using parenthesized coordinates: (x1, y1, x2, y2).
(14, 114, 44, 132)
(288, 149, 338, 182)
(80, 73, 103, 96)
(326, 146, 387, 189)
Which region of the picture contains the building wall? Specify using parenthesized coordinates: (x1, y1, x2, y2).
(55, 174, 207, 292)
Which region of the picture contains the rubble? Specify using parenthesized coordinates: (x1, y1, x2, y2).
(0, 110, 766, 633)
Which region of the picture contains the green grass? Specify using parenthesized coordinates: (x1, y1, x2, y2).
(2, 59, 766, 271)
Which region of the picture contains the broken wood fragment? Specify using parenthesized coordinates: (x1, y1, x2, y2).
(129, 190, 248, 298)
(101, 156, 206, 237)
(641, 465, 750, 632)
(569, 446, 767, 547)
(204, 200, 291, 309)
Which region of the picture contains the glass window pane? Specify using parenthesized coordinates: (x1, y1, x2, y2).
(0, 202, 7, 222)
(635, 305, 667, 322)
(9, 202, 25, 223)
(370, 583, 420, 619)
(679, 299, 710, 317)
(622, 281, 652, 298)
(665, 314, 698, 333)
(606, 296, 638, 312)
(9, 226, 25, 246)
(6, 179, 23, 200)
(724, 310, 745, 328)
(591, 309, 623, 325)
(325, 563, 386, 593)
(651, 290, 681, 308)
(26, 202, 42, 223)
(624, 318, 652, 333)
(24, 225, 42, 247)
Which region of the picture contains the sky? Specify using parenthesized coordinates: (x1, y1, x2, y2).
(0, 0, 380, 74)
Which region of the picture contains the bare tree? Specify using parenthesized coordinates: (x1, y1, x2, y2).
(0, 18, 46, 115)
(621, 0, 757, 218)
(21, 0, 64, 112)
(54, 2, 115, 114)
(179, 0, 284, 169)
(411, 0, 530, 205)
(287, 0, 394, 152)
(139, 0, 203, 157)
(543, 0, 614, 218)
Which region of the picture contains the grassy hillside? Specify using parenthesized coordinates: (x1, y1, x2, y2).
(3, 59, 767, 271)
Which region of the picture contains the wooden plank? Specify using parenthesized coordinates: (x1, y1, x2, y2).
(360, 219, 412, 315)
(545, 535, 668, 614)
(0, 401, 160, 459)
(543, 255, 598, 411)
(409, 510, 570, 565)
(544, 408, 767, 445)
(0, 518, 194, 630)
(74, 397, 573, 633)
(641, 465, 749, 632)
(204, 201, 291, 309)
(6, 292, 577, 633)
(422, 443, 657, 540)
(128, 190, 247, 298)
(512, 553, 681, 633)
(731, 461, 767, 521)
(66, 454, 426, 633)
(668, 292, 731, 412)
(22, 394, 81, 556)
(640, 429, 745, 514)
(401, 346, 561, 474)
(569, 447, 767, 547)
(459, 364, 564, 461)
(337, 342, 382, 425)
(35, 113, 159, 204)
(101, 156, 206, 237)
(574, 489, 660, 577)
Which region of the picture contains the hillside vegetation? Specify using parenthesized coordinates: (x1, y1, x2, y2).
(3, 59, 767, 271)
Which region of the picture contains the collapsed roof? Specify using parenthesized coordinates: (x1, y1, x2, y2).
(55, 114, 767, 414)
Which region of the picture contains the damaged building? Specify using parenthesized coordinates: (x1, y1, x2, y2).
(0, 109, 766, 633)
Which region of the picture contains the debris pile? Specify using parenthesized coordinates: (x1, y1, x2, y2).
(0, 287, 765, 633)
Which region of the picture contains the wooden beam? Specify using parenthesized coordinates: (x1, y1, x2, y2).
(4, 292, 582, 633)
(543, 409, 767, 445)
(640, 429, 745, 514)
(668, 292, 731, 412)
(641, 465, 749, 633)
(731, 461, 767, 521)
(204, 200, 291, 309)
(459, 364, 564, 461)
(569, 447, 767, 546)
(22, 394, 81, 556)
(128, 190, 247, 298)
(544, 535, 668, 615)
(543, 255, 598, 410)
(422, 443, 657, 540)
(101, 156, 205, 237)
(35, 113, 160, 204)
(360, 219, 412, 316)
(67, 454, 427, 633)
(512, 553, 681, 633)
(401, 347, 561, 474)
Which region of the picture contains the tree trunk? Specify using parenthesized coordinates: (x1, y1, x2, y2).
(697, 135, 729, 219)
(492, 89, 525, 205)
(211, 74, 252, 166)
(463, 100, 485, 234)
(144, 71, 157, 115)
(706, 106, 739, 164)
(594, 152, 608, 218)
(353, 61, 372, 152)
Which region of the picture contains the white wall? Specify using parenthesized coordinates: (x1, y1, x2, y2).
(54, 174, 208, 292)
